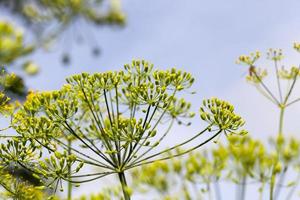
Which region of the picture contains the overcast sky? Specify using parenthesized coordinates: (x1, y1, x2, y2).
(3, 0, 300, 198)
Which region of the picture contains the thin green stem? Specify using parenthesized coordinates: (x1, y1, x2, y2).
(254, 85, 278, 105)
(67, 139, 72, 200)
(118, 171, 131, 200)
(274, 60, 283, 102)
(115, 86, 122, 168)
(278, 107, 285, 135)
(103, 89, 113, 125)
(64, 122, 115, 167)
(286, 97, 300, 107)
(0, 182, 15, 196)
(131, 125, 212, 166)
(124, 102, 160, 165)
(129, 129, 220, 169)
(0, 126, 12, 132)
(286, 171, 300, 200)
(103, 89, 119, 166)
(283, 65, 300, 104)
(241, 176, 247, 200)
(62, 172, 113, 184)
(131, 89, 178, 160)
(53, 138, 113, 169)
(277, 66, 300, 136)
(270, 171, 276, 200)
(130, 119, 174, 165)
(71, 171, 113, 178)
(79, 84, 115, 159)
(253, 71, 280, 105)
(274, 166, 287, 200)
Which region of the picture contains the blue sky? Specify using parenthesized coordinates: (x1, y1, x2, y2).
(3, 0, 300, 198)
(24, 0, 300, 139)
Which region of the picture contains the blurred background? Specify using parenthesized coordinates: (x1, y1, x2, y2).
(1, 0, 300, 198)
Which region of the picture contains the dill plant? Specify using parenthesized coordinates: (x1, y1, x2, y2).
(3, 60, 247, 200)
(235, 44, 300, 200)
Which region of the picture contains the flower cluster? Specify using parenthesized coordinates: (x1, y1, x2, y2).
(278, 66, 300, 80)
(236, 51, 261, 66)
(267, 48, 284, 61)
(7, 60, 246, 200)
(200, 98, 247, 135)
(236, 51, 268, 83)
(237, 44, 300, 109)
(293, 42, 300, 52)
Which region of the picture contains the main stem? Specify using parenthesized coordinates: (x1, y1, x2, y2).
(118, 171, 131, 200)
(270, 172, 276, 200)
(67, 139, 72, 200)
(274, 166, 287, 200)
(241, 176, 247, 200)
(278, 106, 285, 135)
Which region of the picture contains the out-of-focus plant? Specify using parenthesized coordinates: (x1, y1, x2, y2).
(0, 0, 125, 65)
(3, 60, 247, 200)
(0, 0, 126, 98)
(236, 45, 300, 135)
(0, 20, 36, 97)
(236, 44, 300, 200)
(75, 186, 124, 200)
(131, 145, 229, 200)
(129, 135, 300, 200)
(1, 0, 125, 28)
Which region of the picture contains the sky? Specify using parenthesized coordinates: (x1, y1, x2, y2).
(3, 0, 300, 199)
(24, 0, 300, 140)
